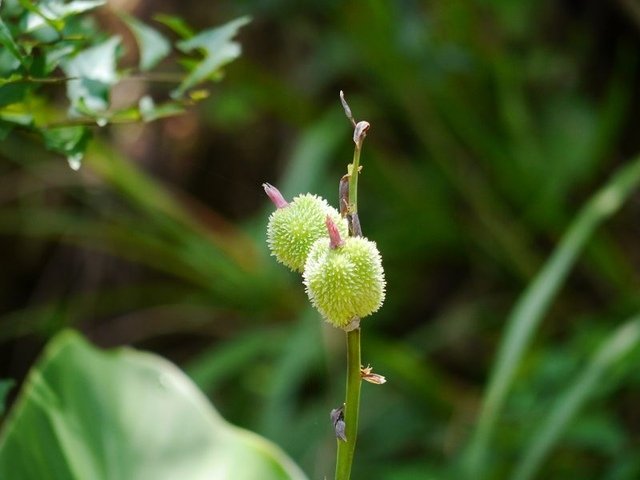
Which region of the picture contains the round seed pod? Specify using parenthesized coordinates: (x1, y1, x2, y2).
(303, 235, 385, 329)
(266, 192, 348, 273)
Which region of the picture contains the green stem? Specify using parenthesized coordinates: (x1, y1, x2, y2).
(335, 131, 365, 480)
(2, 72, 185, 86)
(335, 328, 362, 480)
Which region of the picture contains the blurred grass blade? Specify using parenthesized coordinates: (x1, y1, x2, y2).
(186, 327, 286, 393)
(0, 207, 216, 289)
(279, 108, 348, 199)
(466, 155, 640, 476)
(86, 141, 258, 273)
(0, 282, 211, 342)
(0, 380, 14, 416)
(260, 310, 323, 443)
(0, 206, 266, 309)
(0, 330, 307, 480)
(512, 315, 640, 480)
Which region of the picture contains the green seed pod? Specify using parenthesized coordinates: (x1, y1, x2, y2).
(303, 218, 385, 329)
(264, 184, 348, 273)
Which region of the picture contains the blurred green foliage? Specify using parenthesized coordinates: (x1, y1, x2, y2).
(0, 0, 248, 168)
(2, 1, 640, 479)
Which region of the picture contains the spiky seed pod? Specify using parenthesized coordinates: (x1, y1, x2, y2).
(264, 184, 348, 273)
(303, 219, 385, 329)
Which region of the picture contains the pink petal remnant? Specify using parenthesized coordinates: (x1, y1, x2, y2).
(262, 183, 289, 209)
(326, 215, 345, 249)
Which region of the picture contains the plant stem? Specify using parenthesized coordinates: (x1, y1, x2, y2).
(335, 328, 362, 480)
(335, 129, 366, 479)
(2, 72, 186, 86)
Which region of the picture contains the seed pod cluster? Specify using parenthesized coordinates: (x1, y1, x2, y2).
(264, 183, 385, 329)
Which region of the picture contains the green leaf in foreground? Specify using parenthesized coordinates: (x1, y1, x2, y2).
(172, 16, 250, 98)
(121, 14, 171, 71)
(0, 330, 307, 480)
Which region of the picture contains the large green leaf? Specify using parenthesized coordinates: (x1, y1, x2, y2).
(0, 330, 307, 480)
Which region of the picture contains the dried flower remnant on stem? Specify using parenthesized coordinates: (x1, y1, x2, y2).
(353, 121, 370, 148)
(331, 406, 347, 442)
(360, 365, 386, 385)
(326, 216, 345, 249)
(339, 90, 356, 127)
(262, 182, 289, 209)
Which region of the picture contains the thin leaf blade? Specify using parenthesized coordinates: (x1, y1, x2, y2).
(512, 316, 640, 480)
(466, 155, 640, 476)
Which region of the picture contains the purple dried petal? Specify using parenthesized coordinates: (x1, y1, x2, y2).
(326, 215, 345, 249)
(262, 183, 289, 209)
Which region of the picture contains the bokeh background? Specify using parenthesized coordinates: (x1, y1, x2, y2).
(2, 1, 640, 478)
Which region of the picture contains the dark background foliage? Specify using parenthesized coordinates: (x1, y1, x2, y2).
(2, 1, 640, 478)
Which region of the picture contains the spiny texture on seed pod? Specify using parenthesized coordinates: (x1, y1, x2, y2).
(303, 224, 385, 329)
(265, 184, 348, 273)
